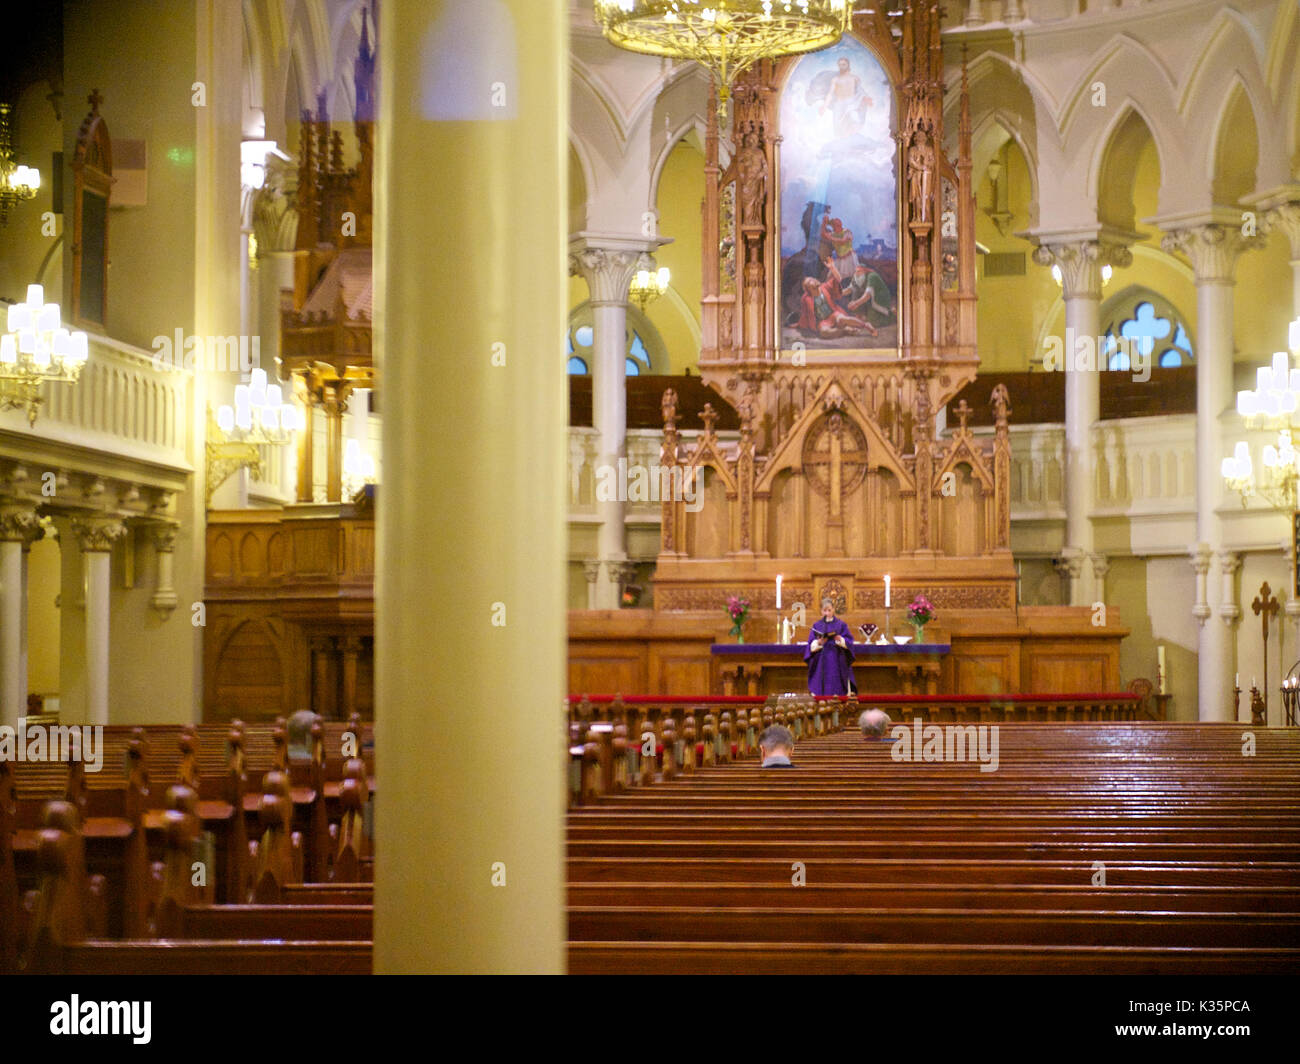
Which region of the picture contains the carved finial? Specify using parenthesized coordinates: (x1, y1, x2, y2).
(700, 402, 718, 436)
(88, 89, 103, 114)
(953, 399, 972, 433)
(661, 387, 678, 430)
(991, 383, 1011, 428)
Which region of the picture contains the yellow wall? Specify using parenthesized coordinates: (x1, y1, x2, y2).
(648, 139, 704, 374)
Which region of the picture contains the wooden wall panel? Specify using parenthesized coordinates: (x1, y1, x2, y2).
(950, 641, 1016, 695)
(1025, 641, 1118, 692)
(568, 647, 646, 696)
(649, 643, 711, 694)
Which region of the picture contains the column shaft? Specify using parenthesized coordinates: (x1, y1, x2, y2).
(375, 0, 566, 973)
(0, 541, 23, 726)
(83, 550, 112, 726)
(1063, 291, 1100, 605)
(592, 300, 628, 608)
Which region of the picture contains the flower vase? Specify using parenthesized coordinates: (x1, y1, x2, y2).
(911, 622, 925, 644)
(729, 620, 746, 643)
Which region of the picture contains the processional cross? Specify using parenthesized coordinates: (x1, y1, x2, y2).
(1252, 581, 1280, 719)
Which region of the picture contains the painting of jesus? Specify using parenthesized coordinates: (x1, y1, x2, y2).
(779, 36, 898, 353)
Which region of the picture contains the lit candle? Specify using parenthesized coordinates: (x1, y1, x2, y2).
(884, 574, 891, 608)
(1156, 645, 1166, 695)
(1236, 673, 1241, 689)
(776, 574, 782, 610)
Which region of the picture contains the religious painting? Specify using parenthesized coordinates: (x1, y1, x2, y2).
(778, 35, 897, 353)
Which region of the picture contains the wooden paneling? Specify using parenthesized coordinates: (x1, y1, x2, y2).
(949, 641, 1018, 695)
(649, 644, 713, 694)
(1025, 640, 1119, 692)
(568, 647, 646, 697)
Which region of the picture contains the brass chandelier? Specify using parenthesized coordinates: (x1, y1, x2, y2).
(594, 1, 851, 115)
(1, 284, 89, 425)
(0, 103, 40, 224)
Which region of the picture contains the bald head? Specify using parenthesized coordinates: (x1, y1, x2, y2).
(858, 708, 892, 739)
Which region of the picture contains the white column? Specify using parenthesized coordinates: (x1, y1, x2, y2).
(569, 239, 651, 610)
(1163, 223, 1260, 721)
(582, 560, 601, 610)
(375, 0, 566, 973)
(0, 504, 39, 727)
(71, 518, 126, 725)
(1033, 239, 1131, 606)
(150, 524, 180, 618)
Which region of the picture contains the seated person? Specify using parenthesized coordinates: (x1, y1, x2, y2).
(286, 708, 322, 763)
(858, 708, 892, 740)
(758, 725, 796, 768)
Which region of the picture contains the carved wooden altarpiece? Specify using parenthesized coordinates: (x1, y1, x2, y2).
(654, 5, 1014, 619)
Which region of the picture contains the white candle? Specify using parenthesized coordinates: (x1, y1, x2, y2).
(1236, 673, 1241, 689)
(884, 574, 891, 608)
(776, 574, 782, 610)
(1156, 645, 1166, 694)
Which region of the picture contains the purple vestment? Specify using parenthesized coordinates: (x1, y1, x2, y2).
(805, 618, 856, 695)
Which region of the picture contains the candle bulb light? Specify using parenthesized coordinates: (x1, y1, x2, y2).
(884, 574, 891, 608)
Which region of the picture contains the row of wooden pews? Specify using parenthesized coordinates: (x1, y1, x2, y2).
(1, 715, 376, 974)
(566, 696, 1300, 973)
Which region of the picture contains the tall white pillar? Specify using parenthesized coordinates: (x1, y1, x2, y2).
(71, 518, 125, 725)
(1033, 238, 1131, 606)
(569, 238, 653, 610)
(375, 0, 566, 973)
(1162, 222, 1260, 721)
(0, 504, 39, 727)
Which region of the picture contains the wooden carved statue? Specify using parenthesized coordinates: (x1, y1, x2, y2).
(907, 128, 934, 223)
(737, 124, 768, 227)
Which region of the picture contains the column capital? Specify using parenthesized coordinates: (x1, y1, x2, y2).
(1031, 238, 1133, 301)
(71, 516, 127, 553)
(150, 522, 180, 553)
(609, 560, 638, 586)
(0, 502, 42, 546)
(581, 560, 601, 584)
(1214, 548, 1243, 576)
(1053, 547, 1084, 579)
(1089, 551, 1110, 581)
(568, 232, 666, 305)
(1188, 542, 1213, 575)
(1160, 222, 1264, 284)
(1263, 200, 1300, 260)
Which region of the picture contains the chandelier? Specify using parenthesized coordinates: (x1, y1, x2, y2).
(0, 103, 40, 224)
(1, 284, 90, 425)
(593, 1, 851, 116)
(206, 368, 303, 504)
(1222, 319, 1300, 510)
(630, 263, 671, 311)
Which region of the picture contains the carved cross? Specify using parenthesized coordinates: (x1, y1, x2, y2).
(1253, 581, 1279, 644)
(699, 403, 718, 437)
(953, 400, 972, 433)
(1252, 581, 1280, 718)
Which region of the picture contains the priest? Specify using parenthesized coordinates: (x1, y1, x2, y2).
(806, 597, 856, 696)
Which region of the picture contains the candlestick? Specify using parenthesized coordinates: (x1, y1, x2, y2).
(884, 574, 891, 608)
(776, 574, 782, 610)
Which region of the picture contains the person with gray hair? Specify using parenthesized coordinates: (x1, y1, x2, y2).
(758, 725, 796, 768)
(858, 708, 892, 739)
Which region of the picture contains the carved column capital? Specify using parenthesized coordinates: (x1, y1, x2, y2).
(1089, 552, 1110, 581)
(609, 561, 638, 587)
(1188, 543, 1213, 576)
(1160, 224, 1263, 284)
(568, 246, 641, 306)
(150, 523, 180, 553)
(581, 560, 601, 585)
(0, 503, 42, 546)
(71, 517, 127, 553)
(1032, 239, 1131, 300)
(1263, 201, 1300, 259)
(1215, 548, 1243, 576)
(1053, 547, 1084, 580)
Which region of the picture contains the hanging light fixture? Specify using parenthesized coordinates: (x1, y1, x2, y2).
(630, 264, 671, 311)
(593, 1, 851, 117)
(1222, 318, 1300, 510)
(1, 284, 90, 425)
(0, 103, 40, 225)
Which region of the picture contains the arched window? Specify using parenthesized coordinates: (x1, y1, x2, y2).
(565, 302, 667, 376)
(1101, 292, 1194, 371)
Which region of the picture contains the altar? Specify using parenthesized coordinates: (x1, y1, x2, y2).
(711, 641, 950, 697)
